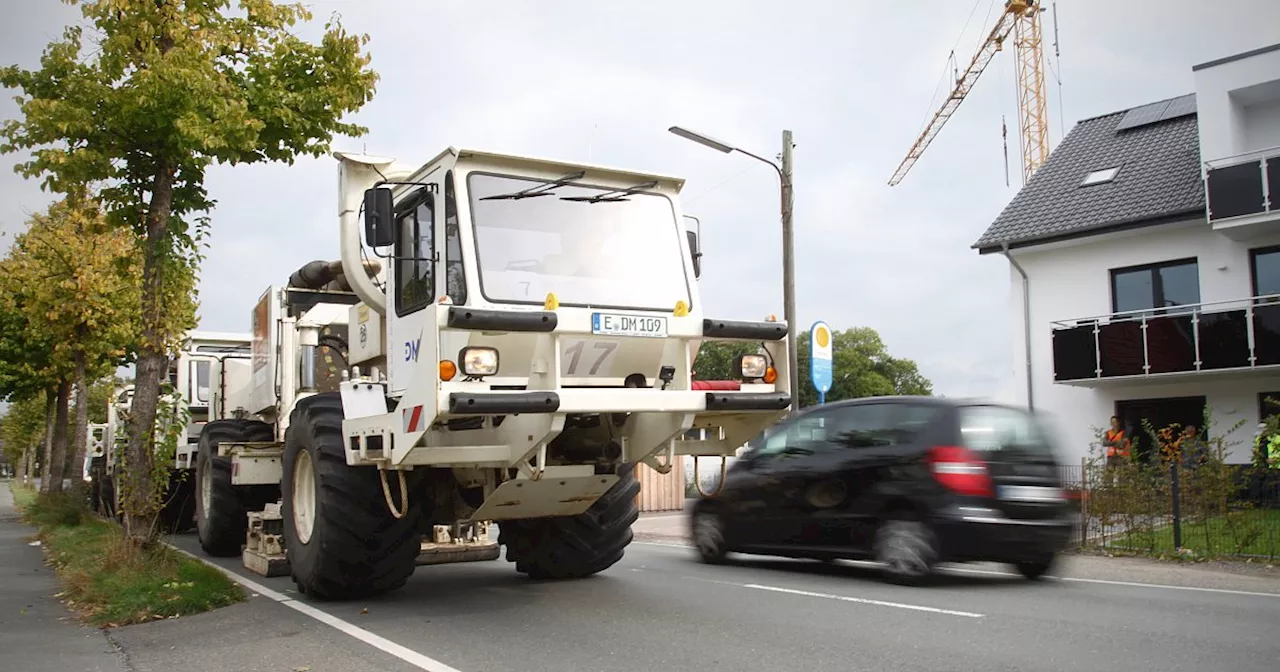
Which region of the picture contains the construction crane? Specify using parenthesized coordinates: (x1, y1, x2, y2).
(888, 0, 1050, 187)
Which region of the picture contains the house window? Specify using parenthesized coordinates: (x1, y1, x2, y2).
(1081, 166, 1120, 186)
(1250, 246, 1280, 298)
(1110, 258, 1200, 316)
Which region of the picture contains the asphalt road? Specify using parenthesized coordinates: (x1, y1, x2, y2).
(166, 529, 1280, 672)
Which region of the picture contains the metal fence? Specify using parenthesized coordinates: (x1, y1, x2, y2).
(1060, 460, 1280, 561)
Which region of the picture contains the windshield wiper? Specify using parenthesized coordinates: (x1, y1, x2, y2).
(479, 170, 586, 200)
(560, 180, 658, 203)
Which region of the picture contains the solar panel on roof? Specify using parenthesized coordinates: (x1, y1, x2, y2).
(1116, 100, 1173, 131)
(1159, 94, 1197, 121)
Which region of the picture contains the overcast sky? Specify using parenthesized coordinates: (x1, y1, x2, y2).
(2, 0, 1278, 401)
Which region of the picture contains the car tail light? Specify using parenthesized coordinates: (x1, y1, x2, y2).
(926, 445, 993, 497)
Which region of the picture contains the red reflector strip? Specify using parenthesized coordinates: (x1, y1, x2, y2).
(692, 380, 742, 391)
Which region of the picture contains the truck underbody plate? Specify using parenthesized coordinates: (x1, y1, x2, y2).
(448, 391, 561, 414)
(469, 474, 620, 521)
(446, 306, 558, 332)
(704, 391, 792, 411)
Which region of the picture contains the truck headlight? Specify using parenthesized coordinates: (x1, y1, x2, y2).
(735, 354, 767, 379)
(459, 347, 499, 377)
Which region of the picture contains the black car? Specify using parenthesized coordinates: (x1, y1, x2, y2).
(688, 396, 1075, 584)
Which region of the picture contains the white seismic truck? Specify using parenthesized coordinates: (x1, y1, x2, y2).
(194, 147, 792, 600)
(87, 331, 255, 532)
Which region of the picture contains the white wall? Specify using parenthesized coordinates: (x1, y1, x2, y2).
(1002, 219, 1280, 464)
(1193, 45, 1280, 162)
(1242, 99, 1280, 152)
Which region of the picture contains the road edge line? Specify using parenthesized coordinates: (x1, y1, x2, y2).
(163, 542, 466, 672)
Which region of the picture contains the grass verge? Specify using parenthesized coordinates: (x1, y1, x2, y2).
(10, 480, 37, 510)
(1105, 508, 1280, 560)
(15, 486, 244, 627)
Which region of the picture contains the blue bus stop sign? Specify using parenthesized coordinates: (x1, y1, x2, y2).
(810, 321, 833, 404)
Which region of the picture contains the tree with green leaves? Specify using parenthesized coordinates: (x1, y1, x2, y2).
(0, 395, 49, 484)
(692, 325, 933, 408)
(0, 195, 143, 495)
(1, 0, 379, 542)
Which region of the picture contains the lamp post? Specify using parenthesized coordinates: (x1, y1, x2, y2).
(669, 126, 798, 412)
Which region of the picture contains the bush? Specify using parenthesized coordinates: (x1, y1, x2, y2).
(26, 489, 90, 528)
(1081, 407, 1278, 560)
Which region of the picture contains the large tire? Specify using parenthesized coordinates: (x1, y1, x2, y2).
(498, 463, 640, 579)
(158, 468, 197, 534)
(281, 393, 423, 601)
(195, 419, 277, 557)
(88, 457, 106, 516)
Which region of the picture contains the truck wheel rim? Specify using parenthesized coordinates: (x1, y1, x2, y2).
(200, 456, 212, 525)
(293, 449, 316, 545)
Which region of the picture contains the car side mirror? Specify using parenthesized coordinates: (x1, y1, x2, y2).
(363, 187, 396, 247)
(686, 230, 702, 278)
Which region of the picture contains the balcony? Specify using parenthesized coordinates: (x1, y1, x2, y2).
(1050, 296, 1280, 387)
(1204, 148, 1280, 240)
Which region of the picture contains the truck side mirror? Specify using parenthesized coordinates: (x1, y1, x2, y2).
(363, 187, 395, 247)
(686, 230, 702, 278)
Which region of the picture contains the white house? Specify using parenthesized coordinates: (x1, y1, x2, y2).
(973, 42, 1280, 465)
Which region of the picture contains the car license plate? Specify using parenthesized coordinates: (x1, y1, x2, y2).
(592, 313, 667, 338)
(998, 485, 1064, 503)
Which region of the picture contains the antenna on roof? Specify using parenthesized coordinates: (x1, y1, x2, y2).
(1051, 2, 1066, 140)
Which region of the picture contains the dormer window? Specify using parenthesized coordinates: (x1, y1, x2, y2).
(1081, 166, 1120, 186)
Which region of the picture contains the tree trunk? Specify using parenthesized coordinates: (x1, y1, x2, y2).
(122, 159, 177, 544)
(16, 441, 29, 484)
(67, 351, 91, 500)
(40, 389, 54, 493)
(45, 380, 71, 495)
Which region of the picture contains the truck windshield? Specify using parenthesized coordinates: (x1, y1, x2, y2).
(467, 172, 692, 310)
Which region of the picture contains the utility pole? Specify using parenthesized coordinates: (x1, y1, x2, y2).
(780, 130, 799, 413)
(668, 125, 801, 412)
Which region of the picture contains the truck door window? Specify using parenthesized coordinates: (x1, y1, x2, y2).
(190, 360, 210, 403)
(444, 171, 467, 305)
(396, 194, 435, 315)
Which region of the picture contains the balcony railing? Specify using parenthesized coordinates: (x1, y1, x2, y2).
(1204, 147, 1279, 223)
(1050, 295, 1280, 383)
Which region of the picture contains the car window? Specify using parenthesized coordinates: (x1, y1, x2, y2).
(958, 405, 1054, 455)
(827, 402, 943, 449)
(752, 410, 837, 457)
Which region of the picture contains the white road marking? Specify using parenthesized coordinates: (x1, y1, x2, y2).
(631, 541, 1280, 599)
(743, 583, 985, 618)
(631, 564, 983, 618)
(165, 543, 465, 672)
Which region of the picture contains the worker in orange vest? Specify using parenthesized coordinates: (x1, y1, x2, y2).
(1103, 415, 1131, 466)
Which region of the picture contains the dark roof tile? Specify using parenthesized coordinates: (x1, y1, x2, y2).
(972, 93, 1204, 252)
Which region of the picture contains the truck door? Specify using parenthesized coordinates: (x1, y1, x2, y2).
(387, 179, 443, 394)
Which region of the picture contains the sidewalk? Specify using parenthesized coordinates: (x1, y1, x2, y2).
(0, 482, 128, 671)
(0, 482, 419, 672)
(632, 500, 693, 543)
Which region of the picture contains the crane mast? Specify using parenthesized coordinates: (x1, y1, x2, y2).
(888, 0, 1050, 187)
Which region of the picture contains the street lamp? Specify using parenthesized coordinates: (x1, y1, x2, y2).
(669, 125, 798, 412)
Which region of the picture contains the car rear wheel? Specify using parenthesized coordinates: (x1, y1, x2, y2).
(1014, 554, 1056, 580)
(874, 518, 938, 585)
(691, 507, 728, 564)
